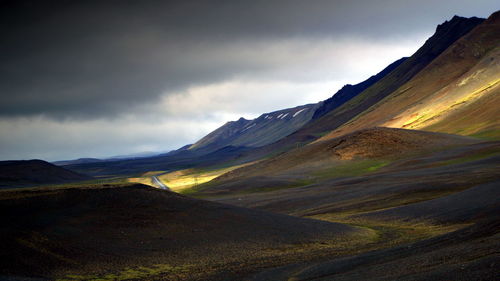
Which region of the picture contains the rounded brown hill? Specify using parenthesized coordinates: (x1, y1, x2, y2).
(321, 127, 478, 160)
(0, 184, 362, 280)
(216, 127, 479, 180)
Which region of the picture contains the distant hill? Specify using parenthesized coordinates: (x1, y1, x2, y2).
(54, 151, 170, 166)
(189, 103, 320, 153)
(53, 157, 103, 166)
(0, 159, 91, 188)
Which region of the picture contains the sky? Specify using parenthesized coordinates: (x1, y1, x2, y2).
(0, 0, 498, 161)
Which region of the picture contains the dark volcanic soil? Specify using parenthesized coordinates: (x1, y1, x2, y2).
(0, 184, 361, 280)
(208, 142, 500, 281)
(247, 217, 500, 281)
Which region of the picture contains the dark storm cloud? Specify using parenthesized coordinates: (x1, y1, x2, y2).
(0, 0, 497, 119)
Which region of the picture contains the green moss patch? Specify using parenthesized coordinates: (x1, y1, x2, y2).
(312, 159, 390, 180)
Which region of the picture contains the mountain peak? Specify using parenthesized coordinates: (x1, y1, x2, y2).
(435, 14, 484, 33)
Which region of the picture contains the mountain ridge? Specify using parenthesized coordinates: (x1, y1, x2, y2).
(271, 14, 485, 147)
(312, 56, 408, 120)
(318, 10, 499, 141)
(188, 103, 320, 153)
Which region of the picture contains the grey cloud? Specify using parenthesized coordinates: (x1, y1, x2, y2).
(0, 0, 498, 119)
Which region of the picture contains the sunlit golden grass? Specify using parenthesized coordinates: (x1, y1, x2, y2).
(128, 171, 168, 188)
(159, 162, 255, 192)
(397, 78, 500, 130)
(127, 177, 154, 186)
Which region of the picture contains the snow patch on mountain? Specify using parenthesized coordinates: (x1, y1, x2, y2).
(293, 108, 307, 117)
(241, 123, 256, 132)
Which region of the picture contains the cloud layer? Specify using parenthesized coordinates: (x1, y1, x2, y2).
(0, 0, 497, 160)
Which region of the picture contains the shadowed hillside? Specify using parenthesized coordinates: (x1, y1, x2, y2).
(0, 184, 365, 281)
(311, 57, 408, 120)
(0, 160, 91, 188)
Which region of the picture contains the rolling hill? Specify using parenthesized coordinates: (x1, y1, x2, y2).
(195, 127, 480, 196)
(0, 159, 91, 188)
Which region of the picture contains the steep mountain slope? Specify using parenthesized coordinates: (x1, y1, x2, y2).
(0, 159, 91, 188)
(189, 103, 319, 153)
(319, 11, 500, 141)
(0, 184, 362, 280)
(257, 15, 485, 151)
(312, 57, 408, 120)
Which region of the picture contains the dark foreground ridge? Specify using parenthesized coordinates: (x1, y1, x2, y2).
(0, 184, 361, 280)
